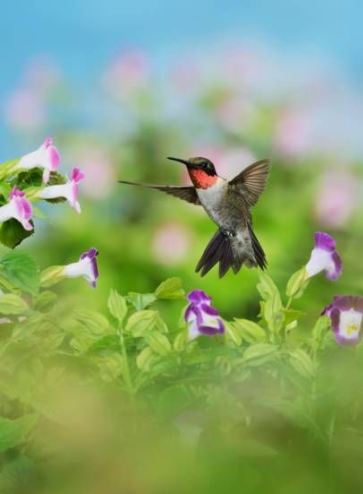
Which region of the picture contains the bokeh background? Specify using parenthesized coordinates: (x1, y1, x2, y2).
(2, 0, 363, 321)
(2, 2, 363, 493)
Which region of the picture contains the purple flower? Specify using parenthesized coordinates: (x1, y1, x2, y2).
(0, 186, 33, 231)
(185, 289, 224, 340)
(16, 137, 61, 183)
(305, 232, 342, 281)
(39, 167, 85, 213)
(63, 247, 99, 288)
(323, 296, 363, 347)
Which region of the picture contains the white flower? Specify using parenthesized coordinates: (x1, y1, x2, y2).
(16, 137, 60, 183)
(39, 167, 84, 213)
(0, 187, 33, 231)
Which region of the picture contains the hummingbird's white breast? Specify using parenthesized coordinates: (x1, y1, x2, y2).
(196, 177, 228, 227)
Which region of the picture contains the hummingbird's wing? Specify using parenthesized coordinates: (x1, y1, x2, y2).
(229, 159, 270, 207)
(118, 180, 200, 205)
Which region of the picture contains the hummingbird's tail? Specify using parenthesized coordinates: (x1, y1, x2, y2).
(195, 225, 267, 278)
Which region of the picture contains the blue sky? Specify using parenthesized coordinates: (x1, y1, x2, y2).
(2, 0, 363, 86)
(1, 0, 362, 155)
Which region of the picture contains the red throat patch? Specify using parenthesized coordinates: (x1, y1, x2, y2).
(188, 169, 217, 189)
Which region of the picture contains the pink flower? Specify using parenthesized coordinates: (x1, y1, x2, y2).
(0, 187, 33, 231)
(16, 138, 61, 183)
(274, 108, 313, 160)
(152, 222, 192, 266)
(315, 171, 357, 229)
(39, 167, 85, 213)
(4, 89, 45, 132)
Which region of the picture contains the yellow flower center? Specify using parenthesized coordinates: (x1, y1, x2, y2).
(346, 323, 359, 336)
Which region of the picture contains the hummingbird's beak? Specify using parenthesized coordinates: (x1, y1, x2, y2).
(167, 157, 189, 167)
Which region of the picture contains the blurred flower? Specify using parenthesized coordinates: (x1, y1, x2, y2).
(103, 49, 149, 97)
(185, 290, 224, 340)
(0, 186, 33, 231)
(4, 88, 46, 132)
(16, 137, 60, 183)
(72, 146, 115, 199)
(305, 232, 342, 281)
(63, 247, 99, 288)
(152, 222, 192, 265)
(323, 296, 363, 347)
(24, 56, 61, 96)
(274, 107, 313, 160)
(315, 171, 357, 229)
(39, 167, 85, 213)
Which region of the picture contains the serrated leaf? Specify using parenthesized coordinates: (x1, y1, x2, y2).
(33, 290, 57, 311)
(173, 331, 189, 352)
(127, 292, 156, 310)
(286, 268, 309, 299)
(136, 347, 156, 371)
(74, 310, 110, 334)
(282, 308, 305, 326)
(257, 272, 283, 331)
(233, 319, 266, 344)
(145, 331, 171, 355)
(223, 320, 242, 346)
(126, 310, 160, 337)
(0, 414, 37, 452)
(154, 278, 185, 300)
(0, 251, 39, 295)
(0, 294, 28, 315)
(243, 343, 278, 366)
(288, 349, 315, 378)
(87, 334, 120, 355)
(108, 290, 127, 324)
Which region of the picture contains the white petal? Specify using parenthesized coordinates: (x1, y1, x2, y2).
(339, 309, 363, 340)
(305, 248, 333, 278)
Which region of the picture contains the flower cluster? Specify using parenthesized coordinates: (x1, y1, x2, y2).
(0, 138, 85, 234)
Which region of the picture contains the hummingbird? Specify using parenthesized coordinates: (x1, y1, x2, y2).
(119, 157, 270, 278)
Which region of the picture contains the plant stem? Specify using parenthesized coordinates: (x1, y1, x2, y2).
(119, 330, 133, 394)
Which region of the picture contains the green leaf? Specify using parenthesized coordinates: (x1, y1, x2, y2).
(0, 294, 28, 315)
(173, 330, 189, 352)
(136, 347, 156, 371)
(33, 290, 57, 312)
(74, 310, 110, 334)
(243, 343, 278, 366)
(223, 320, 242, 346)
(0, 219, 34, 249)
(108, 290, 127, 324)
(145, 331, 171, 355)
(127, 292, 156, 310)
(0, 251, 39, 295)
(154, 277, 185, 300)
(87, 334, 120, 355)
(286, 268, 309, 299)
(282, 308, 305, 326)
(312, 315, 331, 350)
(288, 349, 315, 378)
(0, 415, 37, 452)
(125, 310, 158, 337)
(232, 319, 266, 344)
(257, 272, 283, 332)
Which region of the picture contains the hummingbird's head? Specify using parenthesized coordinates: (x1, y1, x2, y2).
(168, 156, 218, 189)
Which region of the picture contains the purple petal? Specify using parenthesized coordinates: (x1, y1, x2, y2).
(186, 289, 212, 304)
(200, 303, 219, 316)
(314, 232, 336, 252)
(80, 247, 99, 261)
(325, 251, 343, 281)
(199, 319, 225, 336)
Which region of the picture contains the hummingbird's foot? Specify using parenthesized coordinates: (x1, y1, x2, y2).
(221, 229, 235, 238)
